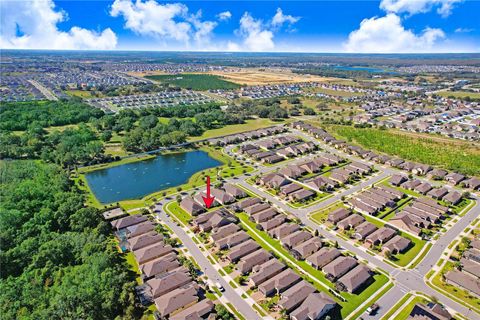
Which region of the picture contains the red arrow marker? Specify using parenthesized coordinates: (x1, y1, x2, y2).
(202, 175, 215, 208)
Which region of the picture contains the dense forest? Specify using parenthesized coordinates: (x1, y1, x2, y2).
(0, 101, 249, 163)
(0, 160, 139, 319)
(0, 100, 104, 131)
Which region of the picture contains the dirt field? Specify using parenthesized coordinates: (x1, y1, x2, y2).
(208, 68, 334, 85)
(126, 71, 168, 77)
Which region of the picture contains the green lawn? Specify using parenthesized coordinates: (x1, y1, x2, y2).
(124, 252, 142, 284)
(328, 125, 480, 176)
(237, 212, 390, 318)
(310, 201, 347, 224)
(188, 118, 283, 141)
(165, 201, 192, 225)
(431, 261, 480, 312)
(393, 296, 428, 320)
(145, 73, 240, 91)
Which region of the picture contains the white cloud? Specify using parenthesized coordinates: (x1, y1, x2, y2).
(0, 0, 117, 50)
(344, 13, 445, 53)
(110, 0, 220, 46)
(188, 10, 218, 43)
(237, 12, 274, 51)
(271, 8, 300, 27)
(110, 0, 191, 42)
(233, 9, 299, 52)
(380, 0, 463, 17)
(455, 27, 474, 33)
(217, 11, 232, 21)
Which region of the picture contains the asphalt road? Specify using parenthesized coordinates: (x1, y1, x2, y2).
(154, 201, 263, 320)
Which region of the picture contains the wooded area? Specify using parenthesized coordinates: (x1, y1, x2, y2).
(0, 160, 139, 319)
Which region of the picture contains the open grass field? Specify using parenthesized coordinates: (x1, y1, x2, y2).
(65, 89, 100, 98)
(188, 118, 283, 141)
(145, 73, 240, 91)
(209, 68, 333, 85)
(437, 90, 480, 99)
(328, 125, 480, 176)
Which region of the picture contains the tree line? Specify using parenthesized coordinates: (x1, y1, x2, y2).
(0, 160, 140, 319)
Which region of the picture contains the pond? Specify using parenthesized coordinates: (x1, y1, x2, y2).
(85, 150, 222, 204)
(333, 65, 398, 74)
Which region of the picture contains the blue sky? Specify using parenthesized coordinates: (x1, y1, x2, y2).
(1, 0, 479, 52)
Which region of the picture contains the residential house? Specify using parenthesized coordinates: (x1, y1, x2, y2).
(306, 247, 342, 270)
(125, 221, 156, 239)
(337, 214, 366, 231)
(251, 208, 278, 224)
(140, 253, 180, 280)
(336, 265, 372, 293)
(292, 237, 323, 259)
(365, 227, 397, 247)
(445, 173, 466, 185)
(223, 183, 248, 199)
(111, 214, 148, 231)
(143, 268, 191, 300)
(258, 269, 302, 297)
(323, 256, 358, 281)
(128, 232, 163, 251)
(169, 299, 214, 320)
(154, 283, 199, 318)
(258, 173, 290, 189)
(192, 209, 236, 232)
(443, 191, 463, 205)
(277, 281, 316, 313)
(210, 223, 240, 242)
(234, 197, 261, 211)
(408, 303, 452, 320)
(414, 182, 433, 195)
(238, 250, 272, 274)
(444, 270, 480, 298)
(327, 208, 351, 225)
(427, 169, 448, 180)
(307, 176, 337, 191)
(463, 177, 480, 190)
(290, 292, 337, 320)
(259, 216, 286, 231)
(134, 242, 173, 265)
(249, 259, 286, 287)
(227, 239, 261, 263)
(268, 223, 300, 239)
(216, 231, 250, 250)
(281, 230, 313, 249)
(180, 197, 205, 216)
(288, 189, 316, 203)
(280, 183, 303, 197)
(389, 212, 422, 236)
(427, 187, 449, 200)
(244, 203, 271, 215)
(383, 235, 411, 254)
(354, 222, 378, 240)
